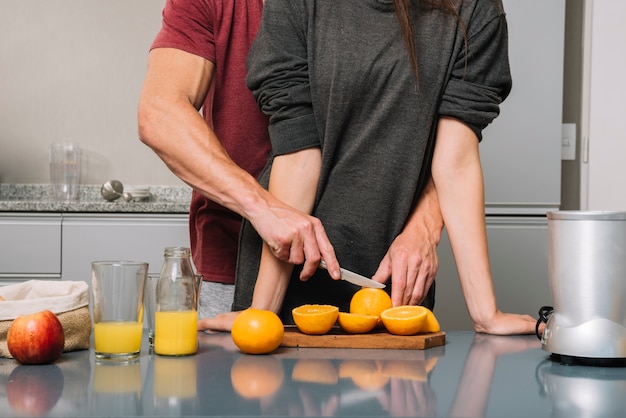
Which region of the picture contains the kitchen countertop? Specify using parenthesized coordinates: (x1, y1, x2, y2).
(0, 184, 191, 213)
(2, 330, 624, 417)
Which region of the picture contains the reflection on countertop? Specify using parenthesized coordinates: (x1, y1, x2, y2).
(4, 331, 623, 417)
(0, 184, 191, 213)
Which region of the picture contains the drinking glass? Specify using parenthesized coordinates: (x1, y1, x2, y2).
(49, 142, 80, 201)
(91, 261, 148, 362)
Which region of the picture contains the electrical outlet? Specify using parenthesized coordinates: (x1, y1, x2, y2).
(561, 123, 576, 160)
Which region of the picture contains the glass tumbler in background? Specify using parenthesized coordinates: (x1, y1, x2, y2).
(91, 261, 148, 362)
(49, 142, 80, 201)
(144, 274, 159, 349)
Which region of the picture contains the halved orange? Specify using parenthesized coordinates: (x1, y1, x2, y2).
(381, 360, 428, 381)
(380, 305, 428, 335)
(337, 312, 378, 334)
(422, 308, 441, 333)
(292, 304, 339, 335)
(292, 359, 338, 384)
(338, 360, 388, 391)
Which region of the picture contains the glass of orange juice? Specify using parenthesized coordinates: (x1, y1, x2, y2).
(92, 261, 148, 362)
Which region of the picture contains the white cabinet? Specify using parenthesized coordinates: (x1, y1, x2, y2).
(61, 214, 190, 288)
(0, 213, 189, 288)
(0, 214, 62, 283)
(434, 217, 551, 330)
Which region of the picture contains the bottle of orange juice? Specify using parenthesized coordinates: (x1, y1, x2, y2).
(154, 247, 198, 356)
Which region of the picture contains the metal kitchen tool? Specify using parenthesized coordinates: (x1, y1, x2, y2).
(540, 211, 626, 361)
(319, 260, 385, 289)
(101, 180, 133, 202)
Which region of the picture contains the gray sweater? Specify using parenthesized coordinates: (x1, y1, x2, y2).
(235, 0, 511, 320)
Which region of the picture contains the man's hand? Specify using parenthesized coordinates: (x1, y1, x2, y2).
(198, 311, 241, 332)
(249, 203, 339, 280)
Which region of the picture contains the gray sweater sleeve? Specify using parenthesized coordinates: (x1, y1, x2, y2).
(246, 0, 320, 155)
(438, 6, 512, 141)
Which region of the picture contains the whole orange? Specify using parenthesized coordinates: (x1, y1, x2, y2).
(349, 288, 392, 325)
(231, 308, 284, 354)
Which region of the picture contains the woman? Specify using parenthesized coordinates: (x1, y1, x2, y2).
(206, 0, 537, 335)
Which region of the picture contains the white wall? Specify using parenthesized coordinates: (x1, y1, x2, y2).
(0, 0, 180, 186)
(583, 0, 626, 210)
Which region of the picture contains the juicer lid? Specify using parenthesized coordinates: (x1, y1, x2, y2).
(547, 210, 626, 221)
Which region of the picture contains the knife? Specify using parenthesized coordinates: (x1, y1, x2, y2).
(319, 260, 386, 289)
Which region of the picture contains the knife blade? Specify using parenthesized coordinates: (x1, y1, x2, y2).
(319, 260, 386, 289)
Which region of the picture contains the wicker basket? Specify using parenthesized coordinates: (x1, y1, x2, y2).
(0, 280, 91, 358)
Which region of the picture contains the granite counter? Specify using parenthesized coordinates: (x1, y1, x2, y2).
(0, 184, 191, 214)
(1, 331, 624, 417)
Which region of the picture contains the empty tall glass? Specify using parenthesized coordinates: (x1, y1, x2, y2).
(49, 142, 80, 201)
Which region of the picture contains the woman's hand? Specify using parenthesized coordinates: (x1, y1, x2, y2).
(472, 310, 539, 335)
(371, 177, 443, 306)
(372, 228, 439, 307)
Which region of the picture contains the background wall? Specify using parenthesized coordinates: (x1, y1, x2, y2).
(583, 0, 626, 210)
(0, 0, 179, 186)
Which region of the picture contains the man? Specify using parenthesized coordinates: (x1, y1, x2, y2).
(138, 0, 341, 319)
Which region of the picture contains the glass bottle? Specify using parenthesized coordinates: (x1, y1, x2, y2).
(154, 247, 198, 356)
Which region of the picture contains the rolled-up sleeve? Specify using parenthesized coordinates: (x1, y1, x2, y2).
(439, 12, 512, 141)
(246, 0, 320, 155)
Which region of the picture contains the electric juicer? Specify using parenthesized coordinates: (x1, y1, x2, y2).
(539, 211, 626, 364)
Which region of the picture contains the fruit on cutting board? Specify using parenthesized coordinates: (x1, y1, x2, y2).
(349, 288, 392, 326)
(231, 308, 284, 354)
(7, 310, 65, 365)
(380, 305, 429, 335)
(292, 304, 339, 334)
(422, 308, 441, 333)
(337, 312, 379, 334)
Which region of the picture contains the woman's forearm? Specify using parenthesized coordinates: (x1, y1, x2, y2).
(250, 148, 323, 312)
(431, 117, 498, 329)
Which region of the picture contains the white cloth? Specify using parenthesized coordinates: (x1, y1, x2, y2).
(0, 280, 89, 320)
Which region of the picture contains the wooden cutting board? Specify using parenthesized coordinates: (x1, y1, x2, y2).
(281, 326, 445, 350)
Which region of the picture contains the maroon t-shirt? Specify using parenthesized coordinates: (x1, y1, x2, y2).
(151, 0, 270, 284)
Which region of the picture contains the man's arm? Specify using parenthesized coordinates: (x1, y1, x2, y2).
(197, 147, 323, 331)
(137, 48, 340, 279)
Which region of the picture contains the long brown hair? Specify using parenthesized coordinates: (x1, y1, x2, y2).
(392, 0, 465, 85)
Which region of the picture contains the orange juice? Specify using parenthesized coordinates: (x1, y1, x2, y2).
(154, 310, 198, 356)
(93, 362, 142, 394)
(154, 355, 198, 398)
(94, 321, 143, 354)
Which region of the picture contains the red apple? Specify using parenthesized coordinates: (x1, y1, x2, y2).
(6, 364, 64, 416)
(7, 310, 65, 365)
